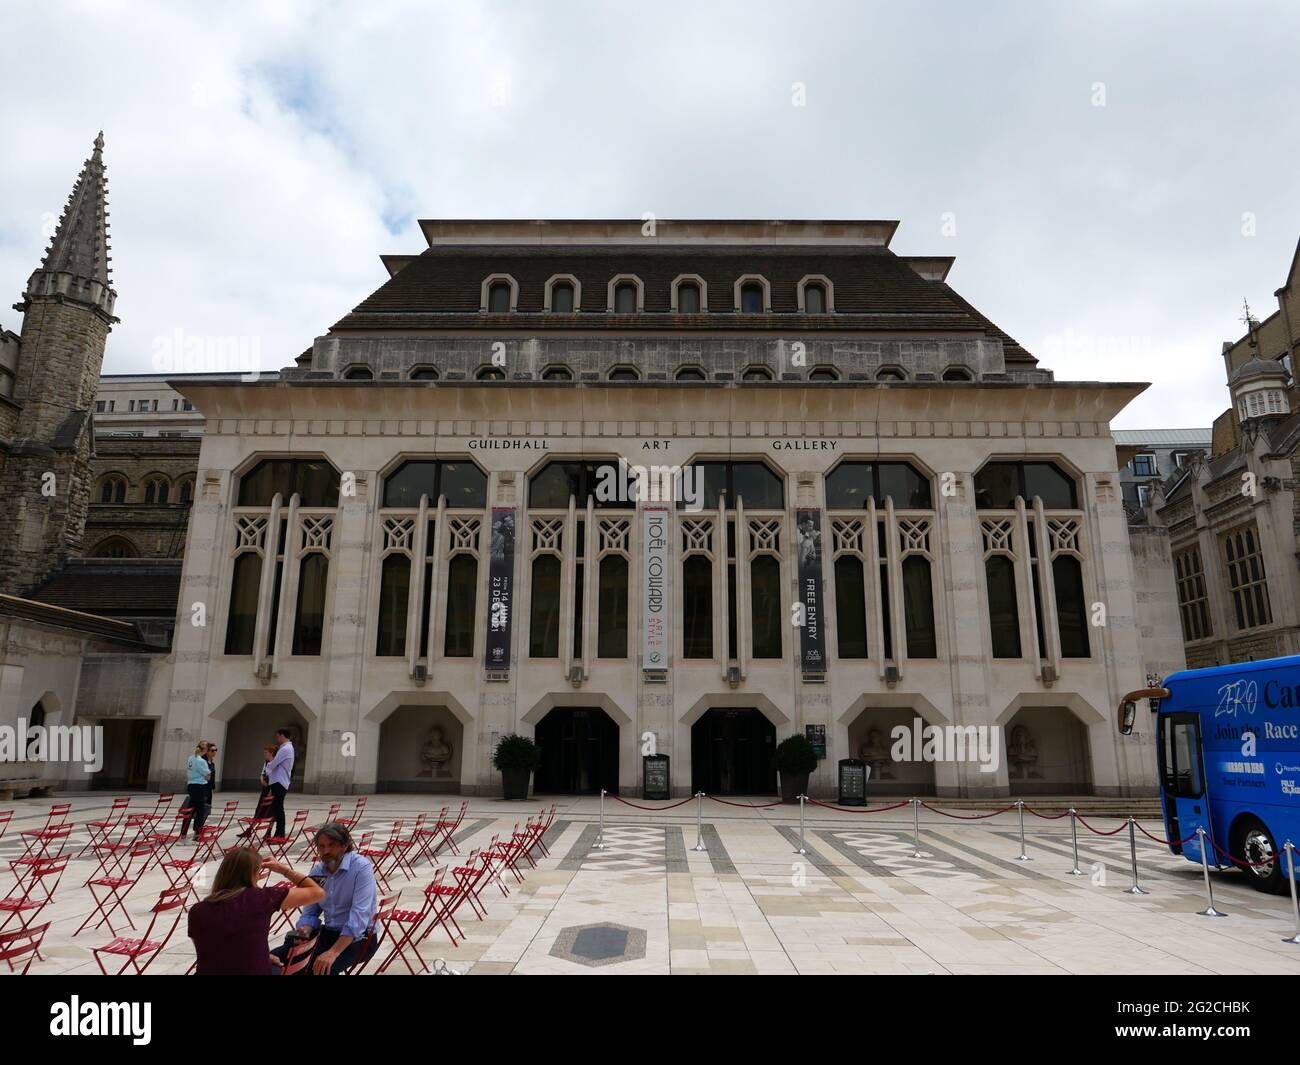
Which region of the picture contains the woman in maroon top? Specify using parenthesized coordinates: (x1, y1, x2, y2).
(189, 848, 325, 975)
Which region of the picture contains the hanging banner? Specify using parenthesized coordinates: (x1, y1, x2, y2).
(485, 507, 515, 670)
(796, 508, 826, 673)
(642, 506, 672, 672)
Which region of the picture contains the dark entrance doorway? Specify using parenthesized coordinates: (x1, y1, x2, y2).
(93, 720, 155, 790)
(534, 708, 619, 795)
(691, 709, 776, 795)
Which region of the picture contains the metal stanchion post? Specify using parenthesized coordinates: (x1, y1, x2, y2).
(1125, 816, 1149, 895)
(1067, 807, 1082, 876)
(794, 794, 807, 855)
(1015, 800, 1030, 861)
(1283, 841, 1300, 944)
(1195, 826, 1225, 917)
(691, 791, 707, 852)
(593, 788, 606, 850)
(911, 798, 923, 859)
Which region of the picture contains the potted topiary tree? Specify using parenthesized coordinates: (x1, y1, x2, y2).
(774, 734, 818, 802)
(494, 734, 540, 800)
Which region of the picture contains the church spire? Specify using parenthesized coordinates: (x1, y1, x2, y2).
(21, 131, 117, 319)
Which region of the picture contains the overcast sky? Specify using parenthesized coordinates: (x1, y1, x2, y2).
(3, 1, 1297, 429)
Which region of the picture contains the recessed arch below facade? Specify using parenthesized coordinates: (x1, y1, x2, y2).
(360, 690, 476, 794)
(522, 692, 632, 796)
(995, 693, 1100, 796)
(210, 690, 316, 792)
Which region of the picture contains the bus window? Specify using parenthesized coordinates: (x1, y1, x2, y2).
(1163, 715, 1204, 799)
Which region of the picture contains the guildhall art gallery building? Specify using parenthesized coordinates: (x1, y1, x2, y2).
(114, 220, 1171, 798)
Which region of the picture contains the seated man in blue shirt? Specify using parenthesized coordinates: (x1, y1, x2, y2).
(271, 823, 380, 975)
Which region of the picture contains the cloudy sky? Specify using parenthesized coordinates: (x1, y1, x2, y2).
(2, 0, 1297, 428)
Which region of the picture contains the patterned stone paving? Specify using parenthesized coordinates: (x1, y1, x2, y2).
(5, 792, 1300, 976)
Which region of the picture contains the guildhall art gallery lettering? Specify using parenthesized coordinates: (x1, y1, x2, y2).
(6, 218, 1163, 801)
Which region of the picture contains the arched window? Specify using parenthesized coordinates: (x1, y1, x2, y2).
(529, 553, 562, 658)
(375, 553, 411, 656)
(834, 555, 868, 658)
(541, 365, 573, 381)
(739, 280, 766, 313)
(984, 555, 1022, 658)
(98, 474, 128, 504)
(741, 366, 773, 382)
(613, 282, 638, 314)
(476, 366, 506, 381)
(680, 461, 785, 510)
(672, 275, 707, 313)
(383, 460, 487, 509)
(238, 459, 340, 507)
(292, 551, 330, 656)
(485, 278, 515, 313)
(444, 554, 477, 656)
(608, 366, 639, 381)
(90, 536, 138, 559)
(410, 367, 438, 380)
(343, 366, 373, 381)
(142, 475, 170, 504)
(546, 276, 579, 313)
(177, 477, 196, 504)
(942, 367, 973, 382)
(225, 553, 263, 655)
(682, 555, 713, 659)
(529, 460, 638, 509)
(973, 462, 1077, 510)
(825, 461, 932, 509)
(876, 367, 905, 382)
(675, 366, 706, 382)
(808, 367, 839, 382)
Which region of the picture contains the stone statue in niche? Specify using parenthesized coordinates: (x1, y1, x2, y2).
(419, 727, 453, 778)
(860, 728, 892, 780)
(1008, 724, 1040, 779)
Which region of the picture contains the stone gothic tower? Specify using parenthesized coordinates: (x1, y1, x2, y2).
(0, 132, 118, 596)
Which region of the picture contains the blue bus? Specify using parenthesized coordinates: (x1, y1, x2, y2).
(1120, 655, 1300, 894)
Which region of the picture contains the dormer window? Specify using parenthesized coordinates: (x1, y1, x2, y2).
(739, 281, 765, 313)
(343, 366, 373, 381)
(481, 273, 519, 313)
(476, 366, 506, 381)
(609, 366, 639, 381)
(545, 274, 581, 313)
(410, 367, 438, 380)
(614, 283, 637, 313)
(809, 367, 838, 382)
(941, 367, 973, 382)
(876, 367, 906, 382)
(742, 366, 773, 382)
(797, 275, 833, 314)
(676, 366, 706, 382)
(671, 274, 707, 314)
(542, 365, 573, 381)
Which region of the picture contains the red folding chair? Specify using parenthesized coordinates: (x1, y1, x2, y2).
(16, 803, 73, 862)
(417, 866, 468, 947)
(510, 822, 538, 870)
(0, 855, 68, 938)
(482, 832, 526, 886)
(297, 803, 342, 861)
(359, 821, 405, 892)
(430, 800, 468, 857)
(450, 850, 493, 920)
(0, 810, 12, 844)
(375, 887, 438, 975)
(75, 840, 157, 937)
(123, 794, 173, 838)
(236, 792, 275, 838)
(159, 825, 223, 902)
(77, 796, 131, 857)
(90, 886, 189, 975)
(275, 934, 317, 976)
(147, 807, 194, 865)
(226, 819, 273, 854)
(336, 796, 367, 831)
(411, 806, 448, 868)
(341, 890, 400, 975)
(268, 879, 302, 936)
(10, 823, 73, 878)
(527, 802, 558, 857)
(0, 921, 49, 975)
(265, 810, 309, 863)
(382, 817, 421, 883)
(212, 800, 242, 831)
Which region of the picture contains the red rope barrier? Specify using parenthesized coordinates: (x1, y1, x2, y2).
(805, 798, 912, 814)
(1207, 835, 1281, 869)
(704, 796, 786, 809)
(608, 795, 696, 812)
(1023, 807, 1070, 820)
(919, 801, 1016, 820)
(1076, 815, 1127, 836)
(1134, 822, 1197, 847)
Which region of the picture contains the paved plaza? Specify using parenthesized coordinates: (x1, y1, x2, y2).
(6, 793, 1300, 976)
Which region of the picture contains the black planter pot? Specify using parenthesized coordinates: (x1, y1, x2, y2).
(501, 767, 532, 800)
(779, 771, 810, 802)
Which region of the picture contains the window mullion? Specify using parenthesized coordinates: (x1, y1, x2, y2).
(736, 497, 751, 677)
(715, 496, 729, 673)
(561, 495, 577, 672)
(425, 495, 447, 663)
(252, 492, 283, 675)
(1032, 495, 1063, 669)
(582, 495, 596, 678)
(865, 498, 883, 668)
(885, 496, 907, 676)
(406, 493, 429, 677)
(1013, 498, 1040, 670)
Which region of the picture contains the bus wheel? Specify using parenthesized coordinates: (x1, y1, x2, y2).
(1236, 819, 1285, 895)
